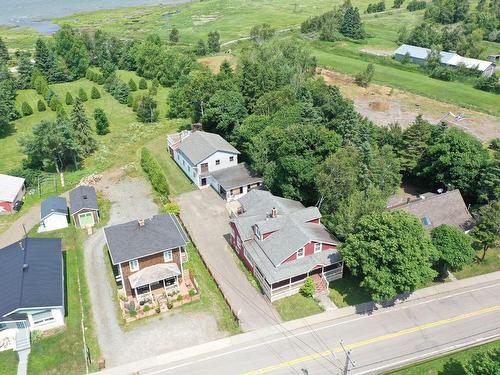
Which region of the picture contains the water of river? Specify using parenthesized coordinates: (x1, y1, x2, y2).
(0, 0, 189, 34)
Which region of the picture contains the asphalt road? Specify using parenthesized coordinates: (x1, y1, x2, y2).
(139, 282, 500, 375)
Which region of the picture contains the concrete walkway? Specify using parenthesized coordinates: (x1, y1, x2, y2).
(316, 293, 337, 311)
(176, 189, 281, 331)
(16, 349, 30, 375)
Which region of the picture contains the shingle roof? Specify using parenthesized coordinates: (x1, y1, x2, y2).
(128, 263, 181, 289)
(69, 186, 99, 215)
(177, 131, 239, 165)
(0, 174, 25, 202)
(0, 238, 63, 319)
(104, 214, 189, 264)
(41, 196, 67, 219)
(210, 163, 263, 190)
(388, 189, 474, 231)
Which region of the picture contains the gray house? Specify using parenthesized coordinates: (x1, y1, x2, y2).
(394, 44, 496, 77)
(0, 238, 65, 352)
(70, 186, 100, 229)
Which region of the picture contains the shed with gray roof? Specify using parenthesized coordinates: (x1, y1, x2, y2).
(38, 196, 68, 233)
(69, 186, 100, 229)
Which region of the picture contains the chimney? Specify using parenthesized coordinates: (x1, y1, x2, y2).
(138, 219, 145, 227)
(23, 264, 29, 272)
(271, 207, 277, 218)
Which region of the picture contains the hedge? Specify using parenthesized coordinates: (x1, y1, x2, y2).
(140, 148, 170, 200)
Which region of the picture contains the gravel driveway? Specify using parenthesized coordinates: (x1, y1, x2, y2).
(84, 176, 226, 368)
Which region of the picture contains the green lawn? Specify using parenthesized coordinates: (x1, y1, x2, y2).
(273, 294, 324, 321)
(329, 273, 372, 308)
(27, 226, 100, 374)
(0, 350, 18, 375)
(386, 339, 500, 375)
(145, 136, 195, 197)
(454, 247, 500, 280)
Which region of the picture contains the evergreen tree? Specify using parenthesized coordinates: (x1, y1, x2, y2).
(21, 102, 33, 116)
(16, 52, 33, 89)
(94, 108, 110, 135)
(49, 95, 62, 112)
(78, 87, 88, 102)
(340, 5, 365, 39)
(169, 28, 180, 44)
(399, 115, 434, 173)
(34, 38, 52, 76)
(195, 40, 207, 56)
(65, 92, 74, 105)
(138, 77, 148, 90)
(128, 78, 137, 91)
(136, 94, 159, 123)
(90, 86, 101, 99)
(127, 93, 134, 107)
(37, 99, 46, 112)
(219, 60, 233, 76)
(207, 31, 221, 52)
(0, 37, 8, 66)
(70, 98, 96, 155)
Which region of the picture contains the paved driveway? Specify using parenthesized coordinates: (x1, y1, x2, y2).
(176, 188, 280, 331)
(85, 177, 225, 368)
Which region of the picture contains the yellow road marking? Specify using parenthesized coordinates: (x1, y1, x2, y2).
(242, 305, 500, 375)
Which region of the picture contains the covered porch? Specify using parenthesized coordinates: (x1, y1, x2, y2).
(129, 263, 182, 304)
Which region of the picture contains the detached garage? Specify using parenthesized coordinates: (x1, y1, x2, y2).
(0, 174, 25, 214)
(38, 196, 68, 233)
(69, 186, 100, 229)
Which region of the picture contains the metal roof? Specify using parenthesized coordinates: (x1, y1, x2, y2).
(0, 174, 25, 203)
(210, 163, 263, 190)
(104, 214, 189, 265)
(0, 238, 63, 319)
(41, 196, 68, 220)
(176, 131, 239, 165)
(69, 185, 99, 215)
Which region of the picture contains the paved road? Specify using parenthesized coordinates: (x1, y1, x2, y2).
(100, 279, 500, 375)
(176, 189, 280, 331)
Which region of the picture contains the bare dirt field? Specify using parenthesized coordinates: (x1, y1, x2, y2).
(320, 69, 500, 142)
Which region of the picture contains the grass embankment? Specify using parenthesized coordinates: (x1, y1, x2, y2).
(386, 339, 500, 375)
(26, 226, 100, 374)
(273, 294, 323, 321)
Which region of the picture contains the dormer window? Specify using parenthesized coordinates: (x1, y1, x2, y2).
(297, 247, 304, 258)
(253, 225, 261, 240)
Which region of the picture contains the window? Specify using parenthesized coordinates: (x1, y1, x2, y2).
(297, 247, 305, 258)
(32, 310, 54, 325)
(253, 225, 261, 240)
(129, 259, 139, 272)
(421, 216, 432, 226)
(314, 242, 321, 253)
(215, 159, 220, 165)
(163, 250, 173, 262)
(229, 156, 234, 162)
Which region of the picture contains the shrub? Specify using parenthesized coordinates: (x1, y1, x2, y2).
(128, 309, 137, 317)
(138, 77, 147, 90)
(177, 294, 183, 301)
(366, 1, 385, 13)
(127, 93, 134, 107)
(474, 75, 500, 94)
(393, 0, 404, 8)
(129, 79, 137, 91)
(429, 66, 454, 81)
(166, 301, 173, 309)
(94, 108, 110, 135)
(78, 87, 88, 102)
(407, 0, 426, 11)
(140, 148, 170, 199)
(49, 95, 62, 111)
(401, 52, 412, 64)
(163, 202, 180, 215)
(21, 102, 33, 116)
(355, 63, 375, 87)
(143, 304, 151, 312)
(299, 277, 315, 298)
(65, 92, 74, 105)
(37, 99, 46, 112)
(189, 288, 197, 297)
(91, 86, 101, 99)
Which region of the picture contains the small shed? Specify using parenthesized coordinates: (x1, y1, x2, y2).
(0, 174, 25, 214)
(38, 196, 68, 233)
(69, 186, 100, 229)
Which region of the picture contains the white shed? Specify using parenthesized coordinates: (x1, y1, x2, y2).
(38, 196, 68, 233)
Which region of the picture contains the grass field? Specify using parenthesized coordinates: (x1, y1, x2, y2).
(329, 273, 372, 308)
(273, 294, 324, 321)
(454, 247, 500, 280)
(386, 339, 500, 375)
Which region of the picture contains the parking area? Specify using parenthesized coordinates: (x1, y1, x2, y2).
(84, 175, 226, 367)
(176, 188, 280, 331)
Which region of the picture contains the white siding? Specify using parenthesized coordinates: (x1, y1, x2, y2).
(22, 307, 65, 332)
(174, 151, 199, 186)
(38, 213, 68, 233)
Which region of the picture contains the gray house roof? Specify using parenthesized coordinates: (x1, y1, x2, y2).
(388, 189, 474, 231)
(104, 214, 189, 265)
(41, 196, 68, 220)
(0, 174, 25, 202)
(177, 131, 239, 165)
(231, 190, 340, 281)
(0, 238, 63, 320)
(211, 163, 263, 191)
(69, 186, 99, 215)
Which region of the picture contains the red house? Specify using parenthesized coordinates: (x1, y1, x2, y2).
(230, 190, 343, 302)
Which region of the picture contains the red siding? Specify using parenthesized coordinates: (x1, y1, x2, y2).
(322, 243, 336, 251)
(262, 231, 276, 240)
(304, 242, 315, 256)
(0, 201, 13, 213)
(307, 218, 320, 224)
(230, 222, 254, 273)
(283, 252, 297, 263)
(281, 241, 337, 264)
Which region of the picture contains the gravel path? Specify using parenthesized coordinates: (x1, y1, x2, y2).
(84, 176, 225, 368)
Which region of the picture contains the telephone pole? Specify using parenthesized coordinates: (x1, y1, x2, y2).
(340, 340, 355, 375)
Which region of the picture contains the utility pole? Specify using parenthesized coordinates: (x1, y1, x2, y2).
(340, 340, 355, 375)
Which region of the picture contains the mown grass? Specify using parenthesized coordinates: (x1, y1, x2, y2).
(385, 339, 500, 375)
(27, 226, 100, 374)
(328, 272, 372, 308)
(273, 294, 324, 321)
(454, 247, 500, 280)
(0, 350, 18, 375)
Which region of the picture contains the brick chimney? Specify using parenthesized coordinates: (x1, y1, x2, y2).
(271, 207, 277, 218)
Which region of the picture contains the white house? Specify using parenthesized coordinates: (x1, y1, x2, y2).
(38, 196, 68, 233)
(0, 238, 65, 352)
(168, 129, 263, 200)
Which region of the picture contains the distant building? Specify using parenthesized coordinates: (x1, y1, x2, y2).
(394, 44, 497, 77)
(0, 174, 25, 214)
(38, 196, 68, 233)
(388, 189, 474, 232)
(168, 128, 263, 201)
